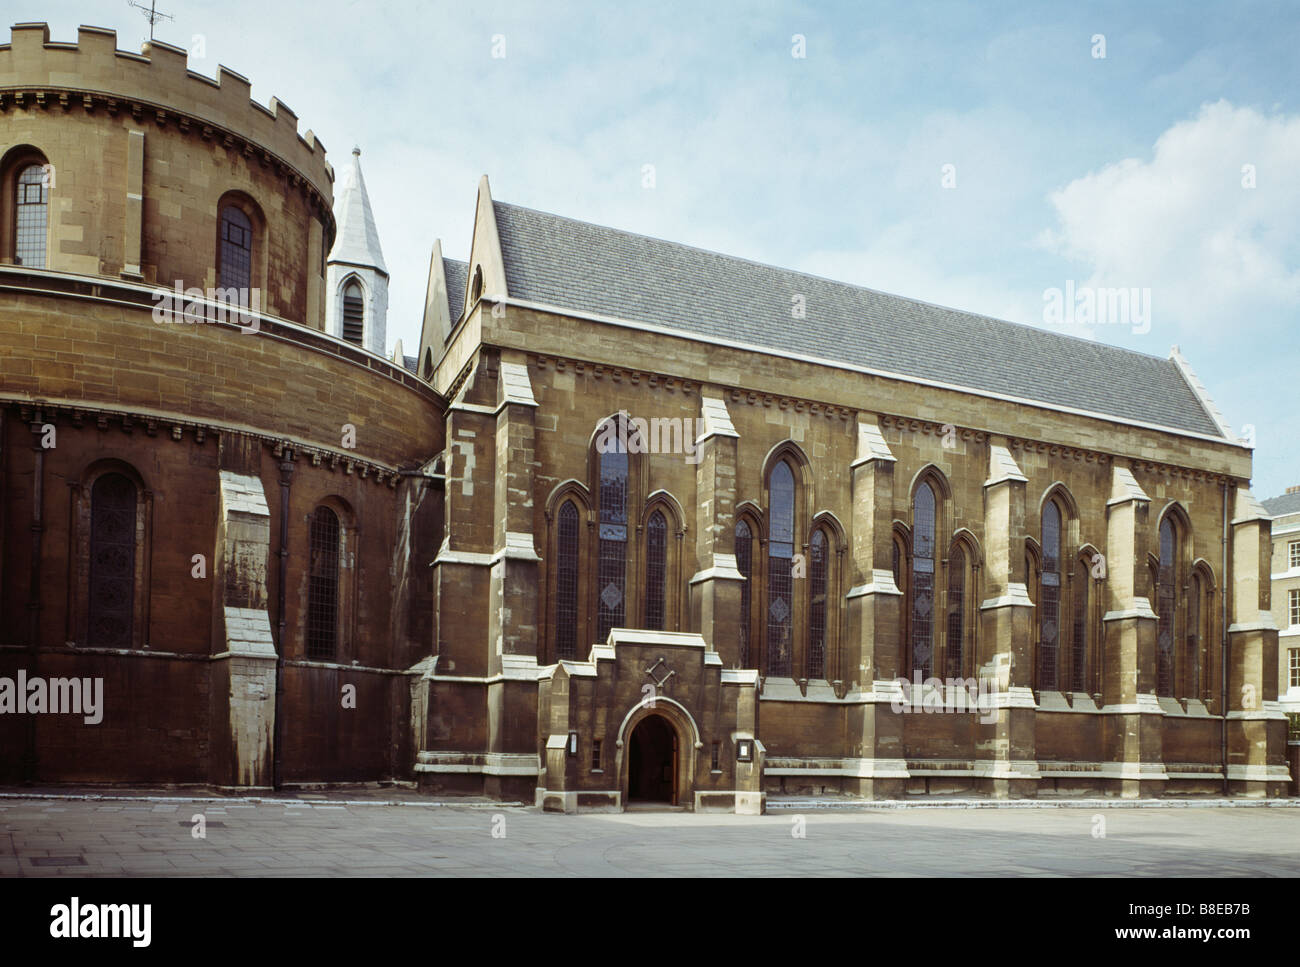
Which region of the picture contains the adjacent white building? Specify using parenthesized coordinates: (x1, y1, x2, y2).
(1265, 487, 1300, 717)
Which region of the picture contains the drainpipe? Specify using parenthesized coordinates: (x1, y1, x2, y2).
(273, 448, 294, 791)
(1221, 481, 1230, 796)
(23, 409, 45, 782)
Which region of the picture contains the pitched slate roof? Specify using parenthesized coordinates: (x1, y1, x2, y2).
(491, 201, 1225, 438)
(444, 257, 468, 323)
(1263, 491, 1300, 518)
(328, 148, 387, 274)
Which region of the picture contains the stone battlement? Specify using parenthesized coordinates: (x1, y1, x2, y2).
(0, 23, 333, 198)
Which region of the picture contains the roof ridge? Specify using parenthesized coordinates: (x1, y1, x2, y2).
(490, 199, 1172, 366)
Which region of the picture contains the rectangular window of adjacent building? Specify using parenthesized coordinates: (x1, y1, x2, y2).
(1290, 649, 1300, 689)
(1290, 541, 1300, 570)
(1290, 589, 1300, 628)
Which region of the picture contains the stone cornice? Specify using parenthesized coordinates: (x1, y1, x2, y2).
(728, 388, 853, 422)
(0, 266, 441, 405)
(519, 351, 1238, 487)
(1008, 436, 1110, 466)
(9, 399, 410, 488)
(881, 414, 987, 443)
(531, 354, 700, 396)
(1009, 438, 1234, 486)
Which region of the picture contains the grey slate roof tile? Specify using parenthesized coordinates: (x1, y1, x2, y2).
(491, 200, 1223, 438)
(444, 257, 468, 325)
(1263, 491, 1300, 517)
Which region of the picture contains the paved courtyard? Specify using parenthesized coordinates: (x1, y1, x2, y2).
(1, 794, 1298, 877)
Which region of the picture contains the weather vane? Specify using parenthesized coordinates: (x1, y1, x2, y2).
(127, 0, 174, 42)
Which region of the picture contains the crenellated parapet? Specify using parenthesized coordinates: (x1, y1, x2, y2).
(0, 23, 334, 204)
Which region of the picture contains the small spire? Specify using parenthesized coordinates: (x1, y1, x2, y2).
(327, 142, 386, 274)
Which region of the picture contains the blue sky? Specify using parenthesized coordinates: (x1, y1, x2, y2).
(28, 0, 1300, 498)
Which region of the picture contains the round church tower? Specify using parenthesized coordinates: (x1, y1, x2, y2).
(0, 23, 443, 789)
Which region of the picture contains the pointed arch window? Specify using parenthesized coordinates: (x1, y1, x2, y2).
(910, 483, 936, 680)
(15, 163, 49, 268)
(1071, 555, 1090, 692)
(1187, 571, 1203, 699)
(596, 419, 628, 643)
(218, 205, 253, 292)
(736, 518, 754, 667)
(89, 473, 137, 648)
(1156, 518, 1176, 696)
(1037, 501, 1062, 691)
(808, 528, 828, 679)
(892, 529, 910, 670)
(307, 506, 341, 660)
(342, 280, 365, 345)
(645, 510, 668, 631)
(555, 501, 581, 659)
(767, 461, 795, 677)
(946, 543, 966, 680)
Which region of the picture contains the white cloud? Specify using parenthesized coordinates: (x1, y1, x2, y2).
(1037, 100, 1300, 344)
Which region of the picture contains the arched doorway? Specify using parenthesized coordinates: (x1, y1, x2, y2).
(627, 714, 678, 805)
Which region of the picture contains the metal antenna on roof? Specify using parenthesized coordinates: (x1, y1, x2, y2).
(128, 0, 174, 42)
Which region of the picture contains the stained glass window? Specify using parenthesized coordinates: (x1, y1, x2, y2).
(307, 506, 340, 660)
(809, 529, 827, 679)
(946, 543, 965, 680)
(1157, 518, 1175, 696)
(736, 519, 753, 667)
(1072, 557, 1089, 692)
(89, 473, 136, 648)
(645, 510, 667, 630)
(555, 501, 580, 659)
(596, 419, 627, 643)
(767, 461, 794, 677)
(1039, 501, 1061, 691)
(910, 483, 935, 679)
(1187, 573, 1201, 698)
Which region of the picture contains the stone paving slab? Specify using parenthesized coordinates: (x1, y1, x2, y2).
(5, 786, 1297, 810)
(0, 792, 1297, 877)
